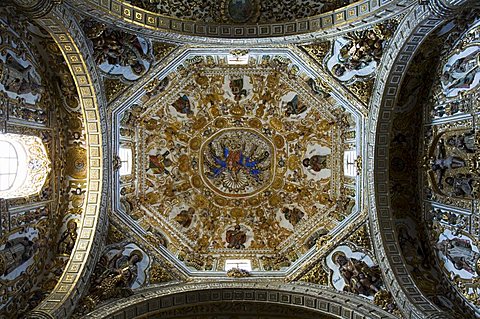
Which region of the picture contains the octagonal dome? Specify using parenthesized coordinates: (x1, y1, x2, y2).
(113, 49, 365, 275)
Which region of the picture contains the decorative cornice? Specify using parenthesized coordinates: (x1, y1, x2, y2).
(23, 311, 55, 319)
(64, 0, 417, 44)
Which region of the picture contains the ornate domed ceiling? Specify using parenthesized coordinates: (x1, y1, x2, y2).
(1, 0, 480, 319)
(114, 50, 364, 273)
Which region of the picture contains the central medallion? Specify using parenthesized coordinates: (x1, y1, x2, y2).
(200, 128, 275, 198)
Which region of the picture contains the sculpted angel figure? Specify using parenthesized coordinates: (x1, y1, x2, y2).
(334, 252, 382, 296)
(446, 131, 476, 153)
(84, 247, 144, 309)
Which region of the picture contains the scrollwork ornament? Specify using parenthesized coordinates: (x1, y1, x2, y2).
(299, 263, 329, 285)
(226, 267, 251, 277)
(12, 0, 62, 18)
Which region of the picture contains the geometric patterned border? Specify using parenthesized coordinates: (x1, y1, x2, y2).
(83, 281, 399, 319)
(66, 0, 416, 43)
(367, 4, 446, 319)
(29, 5, 109, 318)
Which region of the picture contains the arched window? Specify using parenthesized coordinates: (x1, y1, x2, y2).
(0, 140, 19, 191)
(0, 134, 50, 199)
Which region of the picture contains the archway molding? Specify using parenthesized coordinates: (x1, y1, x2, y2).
(8, 1, 110, 318)
(367, 1, 478, 318)
(84, 281, 399, 319)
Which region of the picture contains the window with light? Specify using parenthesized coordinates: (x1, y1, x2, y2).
(0, 134, 50, 199)
(344, 149, 357, 177)
(119, 147, 133, 176)
(225, 259, 252, 271)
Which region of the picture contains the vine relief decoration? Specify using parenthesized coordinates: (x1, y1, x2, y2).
(117, 53, 360, 273)
(299, 262, 329, 285)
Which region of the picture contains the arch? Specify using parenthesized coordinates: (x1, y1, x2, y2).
(65, 0, 416, 44)
(9, 2, 110, 318)
(367, 1, 477, 318)
(0, 133, 50, 199)
(84, 281, 399, 319)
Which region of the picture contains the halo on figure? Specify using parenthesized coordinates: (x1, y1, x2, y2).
(332, 251, 347, 266)
(66, 218, 79, 230)
(129, 249, 144, 262)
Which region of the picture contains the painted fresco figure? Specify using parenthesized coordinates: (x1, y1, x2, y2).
(0, 236, 35, 276)
(437, 237, 480, 275)
(226, 225, 247, 249)
(229, 77, 247, 101)
(334, 253, 382, 296)
(172, 95, 193, 115)
(174, 208, 195, 228)
(303, 154, 328, 172)
(285, 95, 308, 116)
(206, 142, 268, 180)
(148, 151, 172, 175)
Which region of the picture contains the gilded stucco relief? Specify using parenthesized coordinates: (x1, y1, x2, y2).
(302, 18, 401, 106)
(117, 53, 360, 272)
